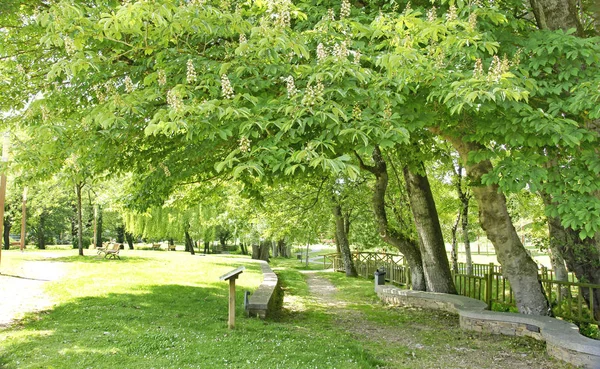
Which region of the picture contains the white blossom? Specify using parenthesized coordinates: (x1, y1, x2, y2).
(221, 74, 235, 99)
(186, 59, 197, 84)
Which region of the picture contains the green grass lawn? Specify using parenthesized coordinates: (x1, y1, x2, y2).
(0, 250, 574, 368)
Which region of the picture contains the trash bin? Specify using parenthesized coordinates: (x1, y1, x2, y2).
(297, 253, 302, 260)
(374, 268, 386, 288)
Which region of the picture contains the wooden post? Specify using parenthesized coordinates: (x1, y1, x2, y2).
(0, 132, 9, 268)
(20, 187, 27, 251)
(228, 278, 236, 329)
(219, 266, 245, 330)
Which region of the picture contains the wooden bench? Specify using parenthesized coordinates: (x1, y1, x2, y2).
(168, 243, 176, 251)
(152, 243, 161, 250)
(104, 243, 121, 259)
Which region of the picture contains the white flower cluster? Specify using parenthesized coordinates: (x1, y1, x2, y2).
(16, 64, 25, 74)
(340, 0, 351, 18)
(239, 33, 247, 44)
(473, 58, 483, 77)
(468, 12, 477, 29)
(159, 162, 171, 177)
(301, 80, 324, 106)
(487, 55, 509, 82)
(327, 8, 336, 21)
(317, 43, 328, 63)
(511, 49, 522, 66)
(239, 136, 251, 152)
(158, 69, 167, 86)
(446, 4, 457, 21)
(282, 75, 298, 98)
(275, 10, 291, 28)
(187, 59, 197, 84)
(93, 84, 106, 103)
(353, 49, 361, 65)
(333, 41, 349, 60)
(64, 36, 75, 55)
(190, 0, 205, 5)
(221, 74, 235, 99)
(267, 0, 292, 28)
(167, 89, 183, 111)
(404, 2, 412, 14)
(124, 75, 135, 93)
(427, 6, 437, 22)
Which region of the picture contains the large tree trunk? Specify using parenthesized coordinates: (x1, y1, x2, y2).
(76, 183, 84, 256)
(125, 232, 134, 250)
(450, 138, 550, 315)
(276, 239, 288, 258)
(185, 227, 195, 255)
(403, 164, 456, 294)
(252, 241, 270, 262)
(333, 202, 358, 277)
(529, 0, 583, 35)
(260, 241, 270, 262)
(541, 192, 600, 320)
(357, 146, 426, 291)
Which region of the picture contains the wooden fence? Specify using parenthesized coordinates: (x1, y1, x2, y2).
(323, 252, 600, 326)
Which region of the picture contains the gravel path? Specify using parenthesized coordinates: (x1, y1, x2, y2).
(0, 259, 66, 328)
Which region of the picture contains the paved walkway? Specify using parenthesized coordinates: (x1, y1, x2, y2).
(0, 260, 65, 328)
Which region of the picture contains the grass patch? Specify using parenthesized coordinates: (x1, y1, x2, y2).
(0, 251, 576, 368)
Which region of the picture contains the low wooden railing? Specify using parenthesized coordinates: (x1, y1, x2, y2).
(325, 252, 600, 326)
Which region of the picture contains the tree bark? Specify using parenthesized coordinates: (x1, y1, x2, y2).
(454, 164, 473, 274)
(450, 210, 460, 274)
(185, 227, 195, 255)
(357, 146, 426, 291)
(76, 183, 84, 256)
(95, 206, 103, 248)
(125, 232, 134, 250)
(403, 164, 456, 294)
(37, 211, 46, 250)
(333, 202, 358, 277)
(276, 239, 288, 258)
(449, 138, 550, 315)
(3, 213, 11, 250)
(529, 0, 583, 35)
(259, 241, 270, 262)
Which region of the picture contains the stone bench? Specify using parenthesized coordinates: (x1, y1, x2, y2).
(245, 260, 281, 319)
(376, 285, 600, 369)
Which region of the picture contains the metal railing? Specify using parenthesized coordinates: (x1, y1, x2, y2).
(325, 252, 600, 326)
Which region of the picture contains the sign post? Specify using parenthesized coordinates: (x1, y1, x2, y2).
(219, 266, 245, 329)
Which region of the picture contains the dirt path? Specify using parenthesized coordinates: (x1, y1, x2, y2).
(301, 271, 574, 369)
(0, 260, 66, 328)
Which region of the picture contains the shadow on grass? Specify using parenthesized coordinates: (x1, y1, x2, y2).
(0, 284, 230, 368)
(40, 255, 154, 264)
(0, 274, 385, 369)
